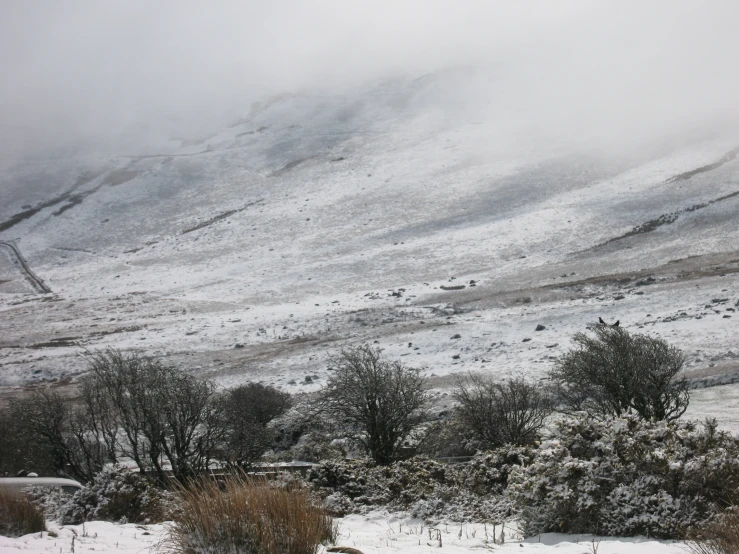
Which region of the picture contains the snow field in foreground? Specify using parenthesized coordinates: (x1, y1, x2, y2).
(0, 513, 688, 554)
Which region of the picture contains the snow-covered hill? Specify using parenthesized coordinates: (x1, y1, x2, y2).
(1, 69, 738, 423)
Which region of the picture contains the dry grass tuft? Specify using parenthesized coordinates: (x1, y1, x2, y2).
(166, 473, 337, 554)
(689, 508, 739, 554)
(0, 487, 46, 537)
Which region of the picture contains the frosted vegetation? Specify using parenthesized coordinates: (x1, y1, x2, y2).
(2, 324, 739, 554)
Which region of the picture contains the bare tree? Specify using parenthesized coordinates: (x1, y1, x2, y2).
(549, 326, 689, 421)
(156, 371, 219, 480)
(9, 391, 71, 476)
(318, 344, 428, 465)
(82, 349, 222, 483)
(71, 371, 123, 476)
(0, 404, 57, 476)
(453, 374, 553, 449)
(4, 352, 292, 483)
(8, 390, 108, 482)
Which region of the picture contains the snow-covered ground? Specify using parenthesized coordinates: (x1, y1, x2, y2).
(0, 513, 690, 554)
(0, 69, 738, 423)
(686, 382, 739, 431)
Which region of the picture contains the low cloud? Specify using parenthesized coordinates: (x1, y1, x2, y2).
(1, 1, 737, 158)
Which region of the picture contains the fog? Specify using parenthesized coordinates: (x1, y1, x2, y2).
(1, 0, 738, 159)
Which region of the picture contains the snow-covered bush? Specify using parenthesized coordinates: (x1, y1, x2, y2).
(306, 458, 375, 503)
(508, 414, 739, 539)
(372, 456, 447, 506)
(407, 448, 530, 522)
(285, 432, 348, 463)
(268, 395, 349, 463)
(307, 450, 528, 521)
(415, 417, 480, 458)
(24, 485, 68, 522)
(453, 447, 533, 495)
(59, 466, 173, 524)
(306, 456, 445, 512)
(322, 491, 356, 517)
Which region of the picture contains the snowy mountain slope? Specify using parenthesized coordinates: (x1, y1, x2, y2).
(0, 70, 738, 421)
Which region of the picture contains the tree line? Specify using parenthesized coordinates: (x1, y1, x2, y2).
(0, 350, 290, 483)
(0, 324, 690, 483)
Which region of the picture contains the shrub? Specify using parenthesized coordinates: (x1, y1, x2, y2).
(549, 326, 689, 421)
(453, 447, 534, 496)
(318, 344, 428, 465)
(220, 383, 292, 468)
(224, 383, 292, 427)
(453, 375, 553, 448)
(508, 414, 739, 538)
(23, 485, 68, 522)
(307, 450, 529, 521)
(59, 466, 172, 524)
(306, 458, 375, 501)
(688, 507, 739, 554)
(269, 398, 350, 463)
(307, 457, 449, 511)
(167, 474, 336, 554)
(285, 431, 348, 463)
(0, 487, 45, 537)
(415, 416, 479, 458)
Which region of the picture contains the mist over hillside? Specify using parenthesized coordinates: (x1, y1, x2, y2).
(1, 1, 738, 429)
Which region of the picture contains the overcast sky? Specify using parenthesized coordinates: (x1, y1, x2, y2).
(1, 1, 738, 158)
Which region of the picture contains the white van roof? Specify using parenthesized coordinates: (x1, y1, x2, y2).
(0, 477, 82, 490)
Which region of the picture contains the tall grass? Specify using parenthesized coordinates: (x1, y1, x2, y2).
(689, 508, 739, 554)
(166, 474, 337, 554)
(0, 487, 46, 537)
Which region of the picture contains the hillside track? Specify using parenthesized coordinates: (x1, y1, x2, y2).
(0, 241, 51, 293)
